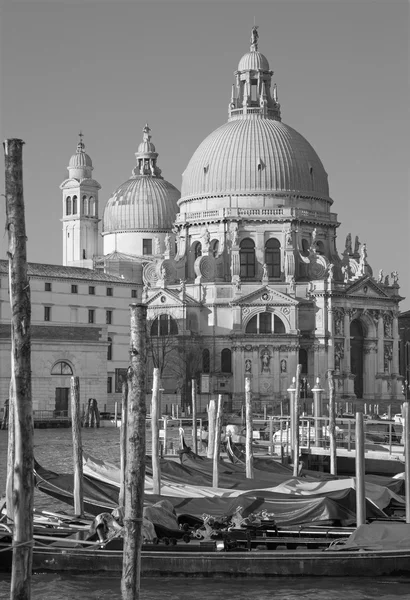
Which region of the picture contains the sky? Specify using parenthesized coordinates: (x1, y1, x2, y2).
(0, 0, 409, 307)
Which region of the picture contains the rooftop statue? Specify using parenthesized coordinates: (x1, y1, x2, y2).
(250, 25, 259, 51)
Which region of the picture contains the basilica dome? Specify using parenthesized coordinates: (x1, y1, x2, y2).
(180, 118, 329, 202)
(179, 27, 330, 209)
(103, 125, 180, 233)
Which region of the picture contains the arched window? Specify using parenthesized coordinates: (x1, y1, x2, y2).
(82, 195, 88, 215)
(301, 239, 310, 256)
(72, 195, 77, 214)
(240, 238, 256, 279)
(316, 241, 325, 255)
(221, 348, 232, 373)
(89, 196, 95, 216)
(245, 313, 286, 334)
(107, 337, 113, 361)
(202, 349, 210, 374)
(194, 242, 202, 260)
(265, 238, 281, 278)
(51, 361, 73, 375)
(150, 315, 178, 337)
(66, 196, 71, 216)
(298, 348, 308, 374)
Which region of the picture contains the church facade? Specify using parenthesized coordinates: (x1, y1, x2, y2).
(0, 27, 404, 416)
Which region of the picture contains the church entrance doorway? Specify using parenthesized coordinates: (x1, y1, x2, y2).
(350, 320, 364, 398)
(55, 388, 69, 416)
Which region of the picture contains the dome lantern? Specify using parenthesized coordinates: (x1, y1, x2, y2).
(229, 26, 281, 122)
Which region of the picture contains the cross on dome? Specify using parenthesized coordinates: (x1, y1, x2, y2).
(76, 130, 85, 153)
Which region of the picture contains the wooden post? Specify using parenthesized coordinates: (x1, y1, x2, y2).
(207, 399, 216, 459)
(119, 380, 128, 508)
(93, 399, 100, 428)
(355, 411, 366, 527)
(328, 370, 337, 475)
(6, 381, 14, 522)
(70, 376, 84, 517)
(245, 375, 254, 479)
(151, 367, 161, 495)
(121, 304, 147, 600)
(114, 400, 118, 427)
(4, 138, 34, 598)
(212, 395, 223, 488)
(191, 377, 198, 454)
(403, 401, 410, 523)
(293, 365, 302, 477)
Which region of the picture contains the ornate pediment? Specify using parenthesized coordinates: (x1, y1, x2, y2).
(231, 285, 299, 307)
(146, 289, 200, 309)
(345, 276, 389, 299)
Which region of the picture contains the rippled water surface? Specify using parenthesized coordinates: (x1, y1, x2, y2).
(1, 429, 410, 599)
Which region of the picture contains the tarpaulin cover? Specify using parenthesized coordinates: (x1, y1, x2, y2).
(334, 522, 410, 551)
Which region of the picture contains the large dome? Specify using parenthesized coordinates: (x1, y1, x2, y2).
(103, 177, 180, 233)
(103, 125, 180, 233)
(180, 117, 329, 202)
(238, 51, 270, 72)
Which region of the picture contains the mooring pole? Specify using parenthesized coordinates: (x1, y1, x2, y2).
(293, 365, 302, 477)
(212, 394, 223, 487)
(403, 400, 410, 522)
(355, 411, 366, 527)
(328, 370, 337, 475)
(6, 380, 14, 522)
(121, 303, 147, 600)
(245, 375, 254, 479)
(151, 367, 161, 496)
(4, 138, 34, 599)
(119, 380, 128, 508)
(207, 399, 216, 460)
(70, 376, 84, 517)
(191, 377, 198, 454)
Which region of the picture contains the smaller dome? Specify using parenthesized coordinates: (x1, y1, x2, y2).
(68, 136, 93, 170)
(238, 51, 270, 72)
(137, 140, 156, 154)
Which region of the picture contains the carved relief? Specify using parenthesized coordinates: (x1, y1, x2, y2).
(334, 310, 344, 336)
(384, 343, 393, 372)
(143, 262, 159, 286)
(334, 342, 344, 371)
(245, 359, 252, 373)
(383, 312, 393, 338)
(260, 347, 271, 373)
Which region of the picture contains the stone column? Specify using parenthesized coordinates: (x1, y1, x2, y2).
(363, 343, 377, 399)
(272, 347, 280, 397)
(232, 345, 244, 401)
(392, 313, 399, 375)
(377, 314, 384, 374)
(343, 310, 351, 374)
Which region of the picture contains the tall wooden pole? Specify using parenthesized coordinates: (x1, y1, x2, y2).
(6, 380, 14, 522)
(70, 376, 84, 517)
(212, 394, 223, 487)
(293, 365, 302, 477)
(207, 399, 216, 459)
(119, 380, 128, 508)
(355, 411, 366, 527)
(191, 377, 198, 454)
(245, 375, 254, 479)
(121, 304, 147, 600)
(328, 370, 337, 475)
(403, 401, 410, 522)
(4, 138, 34, 599)
(151, 367, 161, 496)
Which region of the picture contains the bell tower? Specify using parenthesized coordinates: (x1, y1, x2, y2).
(60, 133, 101, 268)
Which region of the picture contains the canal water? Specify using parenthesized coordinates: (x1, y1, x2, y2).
(1, 428, 410, 599)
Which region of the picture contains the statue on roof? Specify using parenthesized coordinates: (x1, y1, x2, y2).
(354, 236, 360, 254)
(391, 271, 399, 285)
(345, 233, 352, 254)
(250, 25, 259, 51)
(378, 269, 384, 284)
